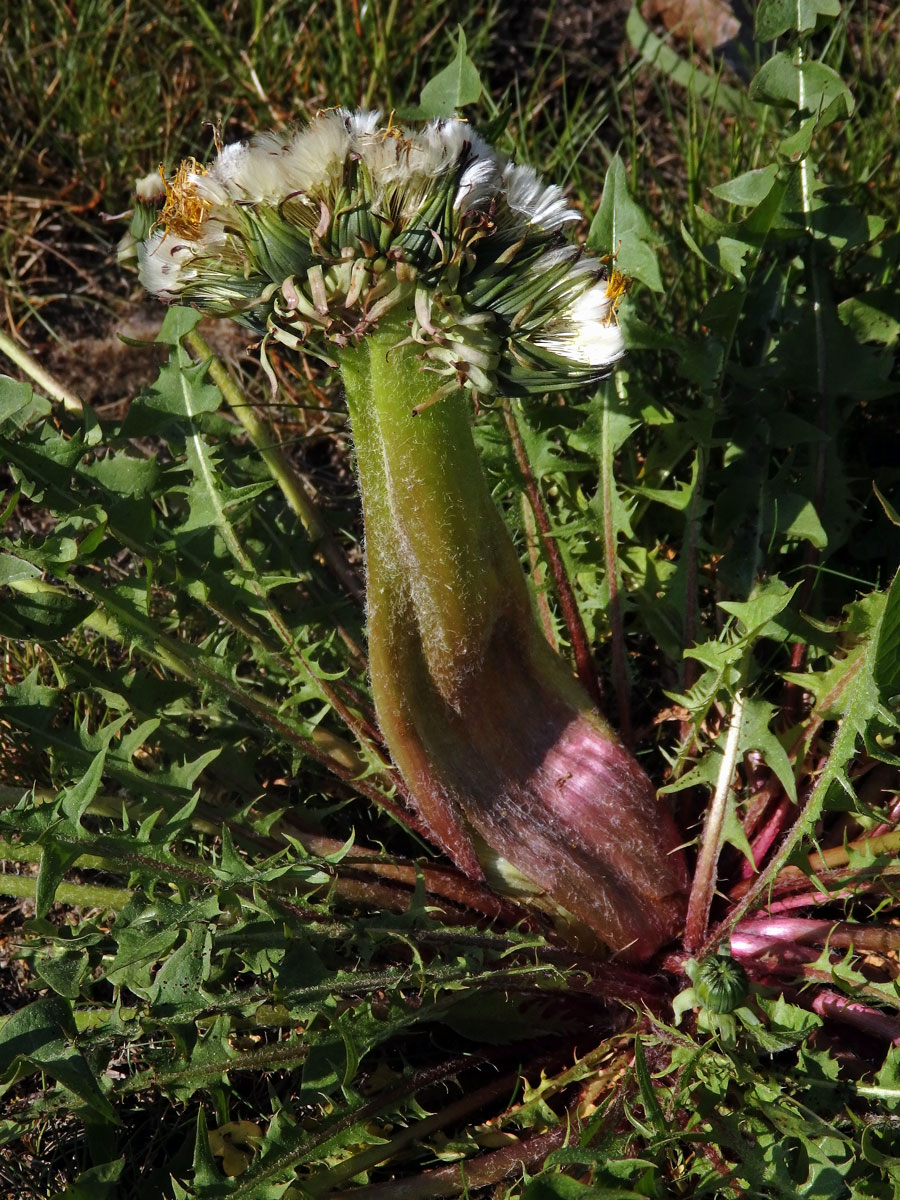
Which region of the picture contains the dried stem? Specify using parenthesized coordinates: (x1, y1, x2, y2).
(684, 689, 746, 952)
(0, 326, 84, 414)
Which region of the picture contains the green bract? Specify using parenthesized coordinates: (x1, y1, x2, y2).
(697, 953, 750, 1014)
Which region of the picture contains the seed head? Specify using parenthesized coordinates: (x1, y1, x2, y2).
(136, 109, 626, 398)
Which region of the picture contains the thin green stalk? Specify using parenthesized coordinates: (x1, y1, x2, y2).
(365, 0, 403, 108)
(120, 1037, 311, 1095)
(0, 781, 509, 920)
(5, 574, 366, 790)
(520, 489, 558, 649)
(0, 327, 83, 413)
(73, 578, 407, 817)
(600, 377, 632, 744)
(0, 871, 132, 909)
(0, 837, 107, 871)
(4, 580, 405, 835)
(681, 445, 706, 698)
(171, 338, 379, 762)
(786, 73, 833, 673)
(503, 399, 600, 705)
(0, 420, 378, 757)
(184, 329, 365, 607)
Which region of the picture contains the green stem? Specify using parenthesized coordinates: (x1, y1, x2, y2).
(0, 870, 131, 909)
(520, 489, 558, 647)
(503, 398, 600, 706)
(0, 837, 107, 870)
(600, 377, 633, 744)
(185, 330, 365, 608)
(341, 321, 527, 704)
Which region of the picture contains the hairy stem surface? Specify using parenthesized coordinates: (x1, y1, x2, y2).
(339, 311, 687, 959)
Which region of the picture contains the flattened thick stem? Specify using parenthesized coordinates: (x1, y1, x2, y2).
(338, 311, 688, 959)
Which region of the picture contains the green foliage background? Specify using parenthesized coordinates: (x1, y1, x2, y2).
(1, 1, 900, 1196)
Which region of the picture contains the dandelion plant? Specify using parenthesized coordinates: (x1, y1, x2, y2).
(136, 110, 688, 959)
(3, 5, 900, 1195)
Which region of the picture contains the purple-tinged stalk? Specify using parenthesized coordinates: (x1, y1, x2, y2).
(811, 992, 900, 1046)
(130, 109, 688, 959)
(340, 316, 686, 957)
(726, 917, 900, 1002)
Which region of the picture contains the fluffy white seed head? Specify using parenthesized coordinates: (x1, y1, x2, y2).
(134, 171, 167, 203)
(534, 283, 625, 367)
(137, 229, 197, 299)
(135, 109, 628, 394)
(503, 163, 578, 231)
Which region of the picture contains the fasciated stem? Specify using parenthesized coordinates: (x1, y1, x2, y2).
(337, 310, 688, 960)
(341, 322, 524, 702)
